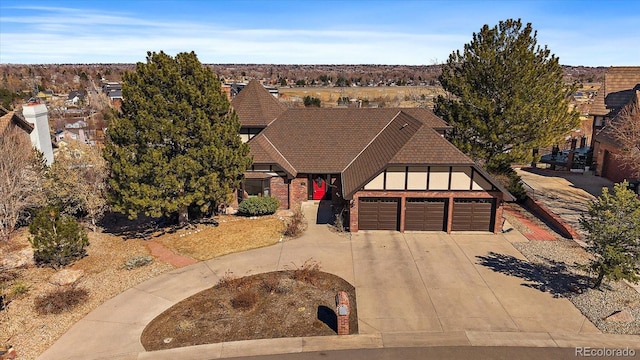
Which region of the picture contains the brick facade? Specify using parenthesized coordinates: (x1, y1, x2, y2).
(269, 176, 289, 209)
(268, 175, 310, 210)
(593, 141, 636, 183)
(349, 190, 504, 233)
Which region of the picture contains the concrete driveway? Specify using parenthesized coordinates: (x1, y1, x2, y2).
(40, 203, 636, 360)
(352, 231, 597, 335)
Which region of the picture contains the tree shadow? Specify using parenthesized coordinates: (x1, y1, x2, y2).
(99, 212, 217, 240)
(476, 252, 591, 297)
(317, 305, 337, 333)
(98, 212, 168, 240)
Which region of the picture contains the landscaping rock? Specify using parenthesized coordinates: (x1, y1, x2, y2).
(1, 248, 34, 269)
(604, 310, 634, 323)
(49, 269, 84, 286)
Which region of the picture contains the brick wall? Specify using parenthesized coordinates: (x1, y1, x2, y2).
(290, 176, 308, 210)
(349, 190, 504, 233)
(524, 196, 580, 239)
(270, 176, 289, 209)
(593, 141, 636, 183)
(268, 175, 310, 210)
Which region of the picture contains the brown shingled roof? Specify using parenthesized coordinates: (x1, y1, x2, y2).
(590, 67, 640, 117)
(256, 108, 407, 173)
(230, 80, 287, 127)
(341, 111, 423, 198)
(248, 134, 297, 177)
(390, 124, 472, 166)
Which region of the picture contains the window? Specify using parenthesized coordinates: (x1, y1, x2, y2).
(244, 179, 270, 197)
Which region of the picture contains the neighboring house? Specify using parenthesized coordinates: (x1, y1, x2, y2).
(55, 128, 88, 144)
(66, 90, 86, 106)
(65, 119, 88, 129)
(234, 80, 513, 233)
(590, 67, 640, 182)
(0, 100, 55, 165)
(102, 81, 123, 103)
(592, 90, 639, 183)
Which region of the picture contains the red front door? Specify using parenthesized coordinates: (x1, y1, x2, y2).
(312, 176, 327, 200)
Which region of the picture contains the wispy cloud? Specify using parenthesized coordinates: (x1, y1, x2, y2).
(0, 5, 464, 64)
(1, 3, 638, 66)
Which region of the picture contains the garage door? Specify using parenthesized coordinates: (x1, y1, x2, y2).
(405, 198, 447, 231)
(359, 197, 399, 230)
(451, 199, 494, 231)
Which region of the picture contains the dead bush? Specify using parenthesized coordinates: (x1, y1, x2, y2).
(261, 275, 279, 293)
(288, 258, 322, 284)
(230, 290, 257, 310)
(283, 207, 307, 238)
(34, 287, 89, 315)
(216, 270, 239, 290)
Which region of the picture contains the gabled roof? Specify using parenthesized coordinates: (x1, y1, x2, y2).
(341, 111, 423, 197)
(231, 79, 287, 127)
(590, 67, 640, 117)
(253, 108, 413, 174)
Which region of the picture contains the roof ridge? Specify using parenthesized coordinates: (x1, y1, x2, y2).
(263, 134, 297, 174)
(340, 110, 403, 173)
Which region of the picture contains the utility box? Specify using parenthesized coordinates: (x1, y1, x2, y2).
(335, 291, 350, 335)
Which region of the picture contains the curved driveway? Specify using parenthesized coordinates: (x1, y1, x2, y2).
(38, 203, 639, 360)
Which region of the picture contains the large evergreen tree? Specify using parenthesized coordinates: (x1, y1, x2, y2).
(434, 19, 579, 170)
(103, 51, 251, 225)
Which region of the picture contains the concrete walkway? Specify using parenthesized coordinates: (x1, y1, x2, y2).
(516, 168, 613, 239)
(37, 202, 639, 360)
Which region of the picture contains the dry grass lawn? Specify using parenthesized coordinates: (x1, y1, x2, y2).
(159, 215, 285, 260)
(278, 85, 445, 108)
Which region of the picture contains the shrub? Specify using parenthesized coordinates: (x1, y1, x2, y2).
(261, 275, 280, 293)
(288, 258, 322, 284)
(506, 172, 528, 203)
(238, 196, 279, 216)
(34, 287, 89, 314)
(230, 290, 257, 310)
(216, 270, 240, 290)
(283, 206, 307, 237)
(123, 255, 153, 270)
(29, 206, 89, 268)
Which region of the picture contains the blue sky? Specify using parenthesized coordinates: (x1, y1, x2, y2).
(0, 0, 638, 66)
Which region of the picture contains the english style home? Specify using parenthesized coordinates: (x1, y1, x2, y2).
(232, 80, 513, 233)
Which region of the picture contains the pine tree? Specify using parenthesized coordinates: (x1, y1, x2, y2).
(580, 181, 640, 289)
(103, 51, 251, 225)
(29, 206, 89, 268)
(434, 19, 579, 171)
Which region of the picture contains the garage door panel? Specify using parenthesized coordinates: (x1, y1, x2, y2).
(405, 199, 446, 231)
(452, 199, 495, 232)
(359, 198, 399, 230)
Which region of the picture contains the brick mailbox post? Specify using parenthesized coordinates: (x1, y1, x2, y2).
(335, 291, 350, 335)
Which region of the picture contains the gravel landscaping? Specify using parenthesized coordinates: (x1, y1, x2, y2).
(513, 239, 640, 335)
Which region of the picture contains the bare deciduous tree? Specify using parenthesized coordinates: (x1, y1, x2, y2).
(0, 126, 45, 241)
(610, 94, 640, 179)
(44, 140, 109, 230)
